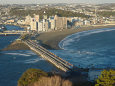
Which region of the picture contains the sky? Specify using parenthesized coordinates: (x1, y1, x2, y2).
(0, 0, 115, 4)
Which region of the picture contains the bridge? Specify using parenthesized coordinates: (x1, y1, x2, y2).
(24, 40, 74, 72)
(0, 30, 27, 35)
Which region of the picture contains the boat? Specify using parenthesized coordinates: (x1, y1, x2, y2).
(0, 25, 7, 32)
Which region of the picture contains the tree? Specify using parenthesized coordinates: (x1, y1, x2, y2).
(95, 69, 115, 86)
(9, 8, 89, 18)
(98, 11, 115, 17)
(18, 69, 48, 86)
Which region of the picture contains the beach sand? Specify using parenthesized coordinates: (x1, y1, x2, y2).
(2, 40, 30, 51)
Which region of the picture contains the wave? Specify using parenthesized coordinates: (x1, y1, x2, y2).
(5, 53, 31, 57)
(3, 50, 37, 57)
(68, 49, 95, 56)
(24, 58, 44, 63)
(25, 51, 36, 55)
(77, 51, 95, 55)
(59, 28, 115, 49)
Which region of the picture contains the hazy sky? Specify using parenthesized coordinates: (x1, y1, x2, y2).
(0, 0, 115, 4)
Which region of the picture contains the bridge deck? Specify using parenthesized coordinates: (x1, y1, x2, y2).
(0, 31, 26, 35)
(24, 40, 74, 72)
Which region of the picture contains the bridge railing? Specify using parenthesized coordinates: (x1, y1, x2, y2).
(25, 40, 72, 66)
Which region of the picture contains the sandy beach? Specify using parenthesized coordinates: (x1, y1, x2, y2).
(2, 24, 115, 51)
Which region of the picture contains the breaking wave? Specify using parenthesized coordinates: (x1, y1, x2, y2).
(59, 28, 115, 49)
(5, 53, 31, 57)
(24, 58, 44, 63)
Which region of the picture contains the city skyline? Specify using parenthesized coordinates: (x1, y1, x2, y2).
(0, 0, 115, 4)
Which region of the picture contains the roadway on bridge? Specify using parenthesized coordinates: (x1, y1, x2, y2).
(24, 40, 74, 72)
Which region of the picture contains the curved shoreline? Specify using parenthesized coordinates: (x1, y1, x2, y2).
(36, 25, 115, 50)
(59, 27, 115, 49)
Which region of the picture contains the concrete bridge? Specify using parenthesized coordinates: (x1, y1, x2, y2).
(0, 31, 27, 35)
(24, 40, 74, 72)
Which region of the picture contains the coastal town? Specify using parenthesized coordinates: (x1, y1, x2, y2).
(0, 3, 115, 32)
(0, 2, 115, 86)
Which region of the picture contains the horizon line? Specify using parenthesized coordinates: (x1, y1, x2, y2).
(0, 2, 115, 5)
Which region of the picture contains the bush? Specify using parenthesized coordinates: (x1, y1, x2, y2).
(95, 69, 115, 86)
(18, 69, 48, 86)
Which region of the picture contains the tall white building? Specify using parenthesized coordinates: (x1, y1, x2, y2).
(42, 19, 50, 31)
(30, 14, 40, 31)
(34, 14, 40, 22)
(30, 18, 38, 31)
(49, 16, 55, 30)
(38, 21, 43, 32)
(54, 15, 67, 30)
(29, 14, 68, 32)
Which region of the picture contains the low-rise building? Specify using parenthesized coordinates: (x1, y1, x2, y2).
(5, 19, 15, 24)
(17, 20, 25, 25)
(83, 20, 91, 25)
(74, 21, 83, 26)
(25, 15, 31, 25)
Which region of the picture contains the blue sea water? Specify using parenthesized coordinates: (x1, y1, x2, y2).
(5, 25, 24, 31)
(0, 35, 19, 50)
